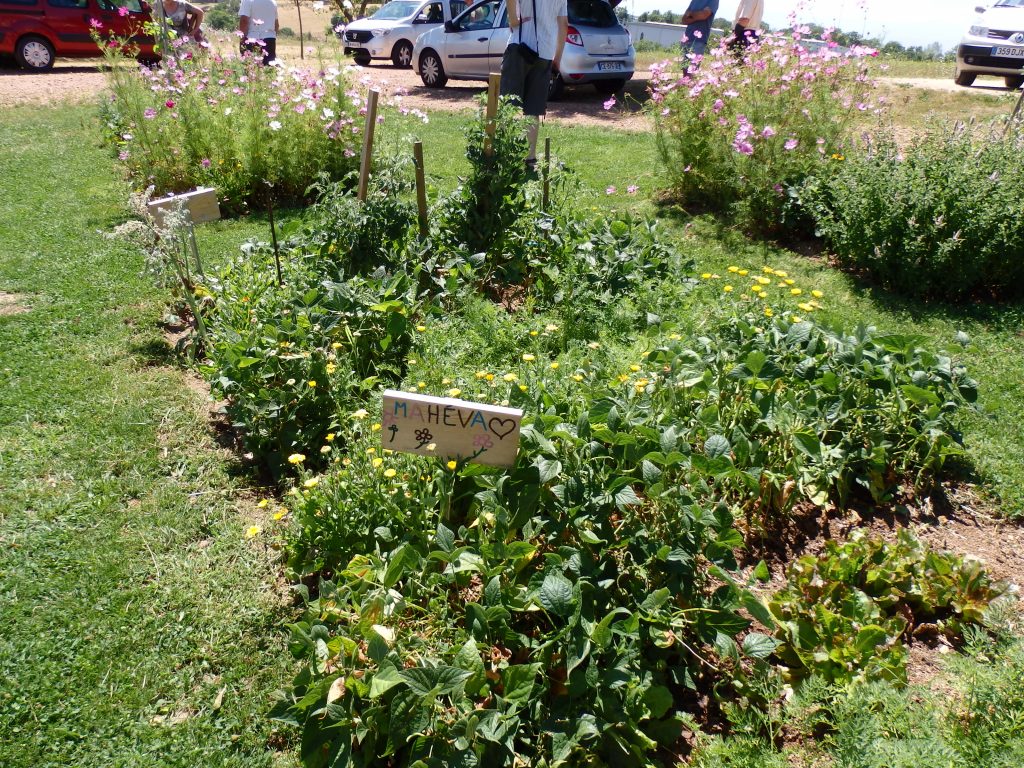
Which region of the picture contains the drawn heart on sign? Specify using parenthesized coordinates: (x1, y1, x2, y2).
(488, 417, 517, 440)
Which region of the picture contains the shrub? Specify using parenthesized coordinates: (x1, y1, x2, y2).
(801, 121, 1024, 302)
(205, 0, 240, 31)
(652, 31, 878, 234)
(100, 48, 364, 212)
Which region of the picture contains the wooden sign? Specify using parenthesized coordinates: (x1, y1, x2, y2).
(381, 390, 523, 468)
(147, 187, 221, 229)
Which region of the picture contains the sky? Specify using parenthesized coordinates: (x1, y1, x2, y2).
(622, 1, 989, 49)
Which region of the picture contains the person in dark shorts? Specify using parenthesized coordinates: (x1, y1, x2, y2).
(500, 0, 568, 167)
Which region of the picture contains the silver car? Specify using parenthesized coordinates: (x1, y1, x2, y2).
(412, 0, 634, 97)
(955, 1, 1024, 88)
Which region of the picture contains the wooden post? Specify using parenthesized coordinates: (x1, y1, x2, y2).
(357, 89, 380, 202)
(484, 73, 501, 157)
(413, 141, 429, 239)
(542, 137, 551, 211)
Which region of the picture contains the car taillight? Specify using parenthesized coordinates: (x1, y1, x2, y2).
(566, 26, 583, 46)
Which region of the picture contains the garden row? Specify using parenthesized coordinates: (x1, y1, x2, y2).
(103, 39, 1021, 767)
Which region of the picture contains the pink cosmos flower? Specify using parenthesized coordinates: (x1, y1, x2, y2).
(143, 107, 157, 119)
(606, 186, 617, 195)
(603, 96, 617, 110)
(117, 6, 129, 16)
(89, 17, 102, 29)
(761, 126, 776, 138)
(201, 158, 211, 168)
(627, 185, 638, 195)
(165, 99, 175, 108)
(784, 138, 798, 150)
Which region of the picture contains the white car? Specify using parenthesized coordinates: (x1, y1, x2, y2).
(412, 0, 635, 97)
(955, 0, 1024, 88)
(342, 0, 467, 67)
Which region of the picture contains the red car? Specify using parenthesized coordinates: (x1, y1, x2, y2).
(0, 0, 155, 70)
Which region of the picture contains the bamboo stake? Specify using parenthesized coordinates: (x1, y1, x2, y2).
(542, 137, 551, 211)
(357, 89, 380, 202)
(484, 73, 501, 157)
(413, 141, 429, 239)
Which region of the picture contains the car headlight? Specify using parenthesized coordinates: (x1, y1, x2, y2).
(969, 25, 988, 36)
(372, 29, 389, 37)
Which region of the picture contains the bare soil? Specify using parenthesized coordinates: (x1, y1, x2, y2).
(0, 291, 30, 315)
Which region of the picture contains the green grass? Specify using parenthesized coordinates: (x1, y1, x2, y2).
(0, 105, 297, 767)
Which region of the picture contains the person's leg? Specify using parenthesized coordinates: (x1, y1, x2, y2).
(263, 37, 277, 65)
(521, 59, 552, 162)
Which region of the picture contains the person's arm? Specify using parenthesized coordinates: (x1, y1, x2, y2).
(553, 13, 567, 70)
(239, 15, 250, 36)
(507, 0, 519, 29)
(187, 4, 204, 34)
(682, 5, 713, 24)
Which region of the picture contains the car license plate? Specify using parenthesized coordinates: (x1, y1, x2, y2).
(993, 45, 1024, 57)
(598, 61, 625, 71)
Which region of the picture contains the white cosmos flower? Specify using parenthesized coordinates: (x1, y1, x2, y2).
(269, 120, 282, 131)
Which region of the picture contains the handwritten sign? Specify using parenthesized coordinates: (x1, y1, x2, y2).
(381, 390, 523, 468)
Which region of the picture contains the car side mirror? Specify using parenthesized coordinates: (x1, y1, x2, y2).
(444, 20, 458, 32)
(976, 5, 987, 12)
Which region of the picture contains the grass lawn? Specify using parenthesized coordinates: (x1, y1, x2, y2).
(0, 105, 296, 767)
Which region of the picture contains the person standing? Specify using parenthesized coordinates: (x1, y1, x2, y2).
(731, 0, 764, 50)
(238, 0, 280, 65)
(500, 0, 569, 167)
(681, 0, 720, 57)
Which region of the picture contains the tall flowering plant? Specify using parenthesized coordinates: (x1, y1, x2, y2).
(650, 29, 880, 233)
(100, 44, 368, 212)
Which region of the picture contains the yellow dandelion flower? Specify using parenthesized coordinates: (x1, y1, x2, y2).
(763, 266, 775, 274)
(587, 342, 601, 350)
(518, 384, 527, 392)
(351, 408, 369, 420)
(764, 307, 774, 317)
(409, 359, 417, 365)
(757, 276, 771, 285)
(287, 453, 306, 465)
(550, 362, 560, 370)
(326, 433, 336, 442)
(617, 374, 630, 383)
(485, 373, 494, 381)
(811, 290, 824, 299)
(751, 285, 763, 293)
(416, 324, 426, 332)
(669, 333, 682, 340)
(724, 285, 734, 293)
(303, 478, 319, 489)
(308, 380, 317, 388)
(331, 342, 342, 350)
(372, 458, 384, 468)
(342, 457, 351, 466)
(572, 374, 584, 382)
(738, 269, 749, 276)
(503, 372, 518, 382)
(529, 330, 539, 337)
(446, 460, 457, 470)
(448, 388, 462, 397)
(257, 499, 269, 508)
(785, 279, 795, 286)
(417, 381, 426, 389)
(775, 270, 788, 278)
(522, 353, 536, 362)
(383, 468, 397, 478)
(701, 272, 712, 279)
(326, 363, 337, 374)
(727, 266, 739, 273)
(630, 364, 641, 372)
(245, 525, 262, 539)
(791, 288, 802, 296)
(475, 370, 487, 379)
(371, 423, 381, 432)
(320, 445, 331, 454)
(545, 323, 559, 332)
(441, 377, 451, 385)
(273, 510, 288, 521)
(791, 315, 803, 322)
(366, 447, 376, 455)
(798, 302, 814, 312)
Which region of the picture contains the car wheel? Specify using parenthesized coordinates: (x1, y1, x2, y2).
(594, 78, 626, 95)
(1005, 75, 1024, 90)
(354, 53, 372, 67)
(954, 70, 976, 87)
(548, 73, 565, 100)
(419, 49, 447, 88)
(15, 35, 55, 72)
(391, 40, 414, 68)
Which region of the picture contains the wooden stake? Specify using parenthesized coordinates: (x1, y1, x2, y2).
(413, 141, 429, 239)
(484, 73, 501, 157)
(357, 89, 380, 202)
(542, 137, 551, 211)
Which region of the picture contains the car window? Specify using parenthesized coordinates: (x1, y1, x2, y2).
(0, 0, 41, 6)
(416, 1, 443, 21)
(450, 1, 468, 16)
(460, 0, 499, 31)
(47, 0, 87, 7)
(568, 0, 618, 28)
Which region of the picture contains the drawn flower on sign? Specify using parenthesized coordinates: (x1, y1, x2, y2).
(473, 434, 494, 451)
(414, 428, 433, 448)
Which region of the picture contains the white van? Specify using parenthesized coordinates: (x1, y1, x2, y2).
(955, 1, 1024, 88)
(342, 0, 468, 67)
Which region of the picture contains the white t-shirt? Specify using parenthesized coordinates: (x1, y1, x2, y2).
(515, 0, 568, 62)
(733, 0, 763, 30)
(239, 0, 278, 40)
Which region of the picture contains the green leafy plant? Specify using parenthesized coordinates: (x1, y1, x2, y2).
(769, 528, 1005, 685)
(801, 120, 1024, 301)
